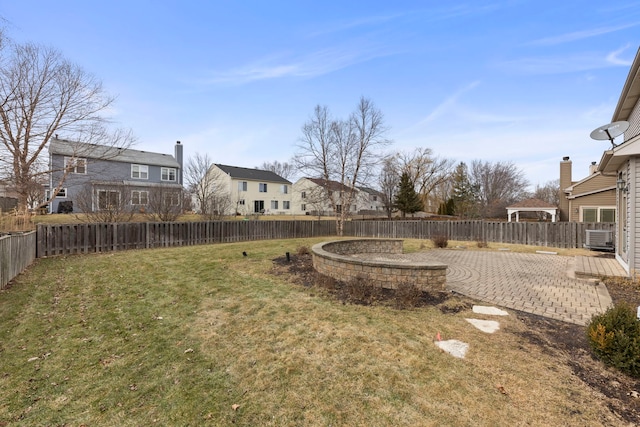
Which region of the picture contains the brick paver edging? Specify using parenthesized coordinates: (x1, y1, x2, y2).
(311, 239, 447, 291)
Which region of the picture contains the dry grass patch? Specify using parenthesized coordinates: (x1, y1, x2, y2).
(0, 237, 629, 426)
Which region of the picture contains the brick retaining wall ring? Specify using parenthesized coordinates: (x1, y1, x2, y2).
(311, 239, 447, 291)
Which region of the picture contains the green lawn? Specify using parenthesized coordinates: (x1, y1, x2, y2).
(0, 238, 621, 426)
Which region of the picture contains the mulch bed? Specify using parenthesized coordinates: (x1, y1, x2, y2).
(272, 252, 640, 425)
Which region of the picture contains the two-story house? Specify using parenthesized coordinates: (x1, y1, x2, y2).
(48, 138, 183, 213)
(596, 46, 640, 275)
(207, 164, 292, 215)
(292, 177, 372, 216)
(356, 186, 385, 214)
(559, 156, 616, 222)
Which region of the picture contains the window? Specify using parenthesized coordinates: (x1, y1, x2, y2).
(164, 192, 180, 206)
(56, 188, 67, 198)
(283, 201, 290, 209)
(280, 185, 288, 194)
(301, 191, 306, 199)
(583, 208, 597, 222)
(97, 190, 120, 210)
(259, 183, 267, 192)
(161, 167, 177, 182)
(238, 181, 247, 191)
(238, 199, 245, 206)
(582, 207, 616, 223)
(600, 208, 615, 223)
(271, 200, 278, 209)
(301, 204, 306, 211)
(131, 190, 148, 205)
(131, 164, 149, 179)
(64, 157, 86, 174)
(373, 195, 377, 202)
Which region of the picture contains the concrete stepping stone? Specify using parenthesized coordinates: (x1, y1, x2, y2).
(465, 318, 500, 333)
(472, 305, 509, 316)
(435, 339, 469, 359)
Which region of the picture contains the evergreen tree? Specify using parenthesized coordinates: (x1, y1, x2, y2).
(451, 162, 478, 218)
(394, 172, 422, 217)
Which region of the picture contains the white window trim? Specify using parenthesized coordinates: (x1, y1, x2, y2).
(64, 157, 87, 174)
(131, 190, 149, 205)
(161, 167, 177, 182)
(97, 189, 120, 210)
(580, 206, 616, 222)
(259, 183, 268, 193)
(131, 164, 149, 180)
(55, 188, 67, 198)
(238, 181, 247, 192)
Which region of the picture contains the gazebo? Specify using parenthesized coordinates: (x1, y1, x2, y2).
(506, 198, 558, 223)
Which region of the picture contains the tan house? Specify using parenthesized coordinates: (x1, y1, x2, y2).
(596, 46, 640, 275)
(207, 164, 292, 215)
(559, 157, 616, 222)
(292, 177, 357, 216)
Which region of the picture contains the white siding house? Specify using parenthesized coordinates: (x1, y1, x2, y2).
(207, 164, 292, 215)
(596, 46, 640, 276)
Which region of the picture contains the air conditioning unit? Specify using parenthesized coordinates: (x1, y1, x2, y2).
(584, 230, 614, 251)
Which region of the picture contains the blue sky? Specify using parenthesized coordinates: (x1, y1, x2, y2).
(2, 1, 639, 189)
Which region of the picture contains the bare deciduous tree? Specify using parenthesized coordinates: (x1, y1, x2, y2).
(533, 179, 560, 206)
(185, 153, 232, 219)
(259, 160, 295, 181)
(295, 97, 391, 235)
(470, 160, 529, 218)
(378, 154, 400, 219)
(74, 183, 135, 223)
(0, 35, 134, 214)
(146, 187, 183, 222)
(399, 147, 454, 213)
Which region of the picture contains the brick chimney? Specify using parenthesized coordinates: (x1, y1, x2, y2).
(559, 156, 572, 221)
(175, 141, 184, 185)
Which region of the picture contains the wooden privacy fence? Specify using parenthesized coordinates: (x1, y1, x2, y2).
(36, 220, 337, 257)
(1, 231, 36, 290)
(344, 220, 616, 248)
(36, 220, 617, 258)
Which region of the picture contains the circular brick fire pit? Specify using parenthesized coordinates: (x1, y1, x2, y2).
(311, 239, 447, 291)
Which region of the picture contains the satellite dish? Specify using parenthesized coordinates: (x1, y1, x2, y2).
(590, 121, 629, 147)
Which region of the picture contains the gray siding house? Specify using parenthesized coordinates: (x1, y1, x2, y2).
(48, 138, 184, 213)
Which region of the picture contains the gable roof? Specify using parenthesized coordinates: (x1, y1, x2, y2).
(563, 171, 615, 192)
(49, 138, 180, 168)
(612, 46, 640, 122)
(506, 198, 557, 209)
(304, 177, 353, 192)
(357, 186, 383, 197)
(214, 164, 291, 184)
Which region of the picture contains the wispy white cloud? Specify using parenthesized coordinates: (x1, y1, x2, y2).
(307, 13, 406, 37)
(606, 44, 634, 65)
(202, 42, 398, 85)
(308, 4, 500, 37)
(496, 48, 634, 75)
(415, 81, 481, 127)
(528, 22, 640, 46)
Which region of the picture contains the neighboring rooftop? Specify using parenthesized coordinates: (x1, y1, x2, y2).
(214, 164, 291, 184)
(49, 138, 180, 168)
(507, 198, 557, 209)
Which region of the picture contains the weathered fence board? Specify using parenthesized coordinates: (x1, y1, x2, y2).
(0, 231, 36, 290)
(35, 220, 616, 258)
